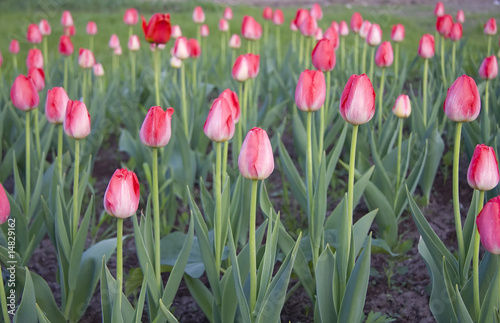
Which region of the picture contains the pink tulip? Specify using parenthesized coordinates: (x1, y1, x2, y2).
(93, 63, 105, 77)
(350, 12, 363, 33)
(113, 46, 122, 56)
(188, 39, 201, 58)
(476, 196, 500, 254)
(170, 56, 182, 69)
(28, 67, 45, 92)
(0, 51, 2, 67)
(339, 21, 349, 36)
(468, 144, 500, 191)
(456, 10, 465, 23)
(45, 87, 70, 124)
(479, 56, 498, 80)
(295, 69, 326, 112)
(78, 48, 95, 68)
(392, 94, 411, 118)
(443, 75, 481, 123)
(229, 34, 241, 49)
(59, 35, 74, 56)
(242, 16, 262, 40)
(290, 20, 298, 32)
(273, 9, 284, 25)
(64, 25, 76, 37)
(224, 7, 233, 20)
(109, 34, 120, 49)
(448, 22, 462, 41)
(436, 15, 453, 37)
(293, 9, 309, 31)
(375, 41, 393, 68)
(263, 7, 273, 20)
(173, 37, 190, 60)
(418, 34, 435, 59)
(128, 35, 141, 51)
(485, 18, 497, 35)
(104, 168, 140, 219)
(324, 27, 339, 50)
(39, 19, 51, 36)
(61, 10, 74, 27)
(26, 48, 44, 69)
(312, 39, 336, 72)
(27, 24, 42, 44)
(366, 24, 382, 46)
(204, 98, 235, 142)
(171, 25, 182, 39)
(193, 6, 205, 24)
(64, 100, 91, 139)
(232, 55, 250, 82)
(300, 15, 317, 37)
(434, 2, 445, 17)
(140, 106, 174, 148)
(391, 24, 405, 42)
(247, 54, 260, 78)
(9, 40, 20, 54)
(201, 24, 209, 37)
(339, 74, 376, 125)
(219, 18, 229, 32)
(124, 8, 139, 25)
(0, 183, 10, 225)
(238, 127, 274, 180)
(219, 89, 240, 123)
(86, 21, 98, 35)
(359, 20, 372, 39)
(315, 28, 323, 41)
(10, 75, 39, 111)
(310, 3, 323, 20)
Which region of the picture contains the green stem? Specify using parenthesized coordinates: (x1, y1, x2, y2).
(369, 46, 375, 81)
(58, 124, 63, 180)
(222, 141, 228, 177)
(197, 26, 201, 49)
(292, 32, 296, 53)
(247, 40, 251, 54)
(276, 27, 281, 69)
(488, 36, 492, 56)
(299, 35, 304, 66)
(43, 37, 49, 82)
(396, 118, 403, 191)
(72, 140, 80, 241)
(485, 80, 489, 116)
(129, 26, 132, 39)
(440, 37, 447, 86)
(116, 218, 124, 310)
(242, 81, 249, 133)
(341, 37, 345, 71)
(452, 41, 456, 77)
(181, 63, 189, 140)
(395, 42, 399, 82)
(361, 42, 367, 74)
(304, 37, 311, 69)
(64, 57, 68, 91)
(0, 265, 10, 323)
(354, 34, 359, 73)
(154, 49, 160, 106)
(25, 110, 31, 218)
(82, 70, 87, 103)
(378, 68, 386, 131)
(215, 142, 222, 275)
(34, 109, 41, 160)
(264, 21, 269, 44)
(192, 59, 197, 94)
(64, 290, 74, 319)
(473, 190, 485, 321)
(319, 72, 330, 159)
(307, 111, 317, 266)
(423, 59, 429, 127)
(453, 122, 465, 275)
(237, 82, 244, 153)
(249, 179, 258, 316)
(131, 51, 136, 92)
(13, 55, 18, 75)
(221, 32, 225, 67)
(347, 125, 359, 260)
(89, 36, 94, 53)
(152, 147, 162, 288)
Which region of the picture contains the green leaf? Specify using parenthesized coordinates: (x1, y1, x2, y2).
(35, 303, 51, 323)
(184, 275, 213, 319)
(14, 268, 37, 323)
(158, 299, 179, 323)
(101, 257, 112, 323)
(418, 131, 444, 200)
(325, 123, 348, 185)
(315, 246, 337, 322)
(478, 266, 499, 323)
(278, 134, 307, 212)
(353, 210, 378, 257)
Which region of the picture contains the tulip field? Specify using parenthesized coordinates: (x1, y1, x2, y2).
(2, 0, 500, 322)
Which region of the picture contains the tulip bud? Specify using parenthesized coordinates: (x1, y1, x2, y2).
(242, 16, 262, 40)
(392, 94, 411, 118)
(104, 168, 140, 219)
(247, 54, 260, 78)
(443, 75, 481, 123)
(339, 74, 376, 125)
(375, 41, 394, 68)
(485, 18, 497, 36)
(9, 40, 20, 54)
(61, 10, 74, 27)
(219, 89, 240, 123)
(476, 196, 500, 254)
(64, 100, 91, 139)
(224, 7, 233, 20)
(232, 54, 253, 82)
(201, 24, 210, 37)
(39, 19, 51, 36)
(171, 25, 182, 39)
(93, 63, 105, 77)
(310, 3, 323, 20)
(140, 106, 174, 148)
(295, 69, 326, 112)
(312, 39, 336, 72)
(300, 15, 317, 37)
(78, 48, 95, 68)
(86, 21, 98, 35)
(290, 20, 298, 32)
(28, 67, 45, 92)
(238, 127, 274, 180)
(128, 35, 141, 51)
(323, 27, 339, 50)
(204, 98, 235, 142)
(331, 21, 339, 33)
(142, 13, 171, 44)
(315, 28, 323, 41)
(456, 10, 465, 23)
(418, 34, 435, 59)
(467, 144, 500, 191)
(27, 48, 44, 69)
(367, 24, 382, 46)
(219, 18, 229, 32)
(263, 7, 273, 20)
(173, 37, 190, 60)
(124, 8, 139, 25)
(64, 25, 76, 37)
(350, 12, 363, 33)
(45, 87, 70, 124)
(273, 9, 284, 25)
(229, 34, 241, 49)
(436, 15, 453, 37)
(27, 24, 42, 44)
(193, 6, 205, 24)
(0, 183, 10, 225)
(448, 22, 462, 41)
(59, 35, 74, 56)
(479, 56, 498, 80)
(434, 2, 445, 17)
(113, 46, 123, 56)
(10, 75, 39, 111)
(109, 34, 120, 49)
(170, 56, 182, 69)
(391, 24, 405, 42)
(339, 20, 349, 36)
(188, 39, 201, 58)
(359, 21, 372, 39)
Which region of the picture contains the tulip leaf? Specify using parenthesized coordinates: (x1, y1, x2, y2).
(221, 266, 239, 323)
(200, 180, 214, 227)
(55, 186, 71, 261)
(158, 299, 179, 323)
(29, 152, 46, 219)
(101, 258, 112, 323)
(14, 268, 37, 323)
(478, 266, 499, 323)
(454, 284, 473, 323)
(442, 259, 460, 320)
(353, 210, 378, 257)
(132, 213, 154, 281)
(369, 132, 393, 201)
(12, 153, 26, 218)
(418, 131, 444, 201)
(184, 275, 213, 319)
(362, 181, 397, 246)
(325, 123, 348, 185)
(35, 303, 51, 323)
(315, 246, 337, 322)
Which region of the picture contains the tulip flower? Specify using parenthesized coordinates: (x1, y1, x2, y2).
(312, 39, 336, 72)
(392, 94, 411, 189)
(331, 21, 339, 32)
(366, 23, 382, 80)
(310, 3, 323, 20)
(0, 183, 10, 225)
(39, 19, 51, 36)
(188, 38, 201, 58)
(434, 2, 445, 17)
(127, 35, 140, 51)
(262, 7, 273, 20)
(323, 27, 339, 50)
(174, 37, 191, 137)
(293, 9, 309, 63)
(295, 69, 326, 112)
(315, 28, 323, 41)
(124, 8, 139, 25)
(468, 145, 500, 192)
(142, 13, 171, 45)
(218, 18, 229, 32)
(336, 21, 349, 70)
(485, 18, 497, 55)
(479, 55, 498, 139)
(45, 87, 70, 177)
(59, 35, 74, 56)
(9, 39, 19, 55)
(201, 24, 209, 37)
(28, 67, 45, 92)
(78, 48, 95, 69)
(359, 20, 371, 74)
(273, 9, 284, 25)
(374, 41, 393, 129)
(229, 34, 241, 49)
(64, 100, 91, 139)
(477, 197, 500, 255)
(173, 37, 190, 60)
(171, 25, 182, 39)
(224, 7, 233, 20)
(436, 14, 453, 85)
(242, 15, 262, 42)
(104, 168, 140, 219)
(449, 22, 462, 74)
(93, 63, 104, 77)
(61, 10, 74, 27)
(232, 54, 252, 82)
(109, 34, 120, 49)
(418, 34, 435, 126)
(0, 51, 3, 69)
(350, 12, 363, 33)
(193, 6, 205, 23)
(300, 15, 317, 67)
(27, 24, 42, 44)
(86, 21, 97, 35)
(391, 24, 405, 80)
(204, 98, 235, 143)
(170, 56, 181, 69)
(219, 89, 240, 124)
(26, 48, 43, 69)
(457, 10, 465, 23)
(64, 25, 76, 37)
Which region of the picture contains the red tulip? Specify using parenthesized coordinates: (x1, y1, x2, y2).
(201, 24, 210, 37)
(273, 9, 284, 25)
(0, 183, 10, 225)
(28, 67, 45, 92)
(109, 34, 120, 49)
(238, 127, 274, 180)
(26, 48, 43, 69)
(229, 34, 241, 49)
(93, 63, 105, 77)
(312, 39, 336, 72)
(391, 24, 405, 42)
(443, 75, 481, 123)
(86, 21, 97, 35)
(64, 25, 76, 37)
(359, 21, 372, 39)
(10, 75, 39, 111)
(242, 16, 262, 40)
(219, 89, 240, 123)
(142, 13, 171, 44)
(310, 3, 323, 20)
(45, 87, 70, 124)
(436, 15, 453, 37)
(104, 168, 140, 219)
(479, 56, 498, 80)
(375, 41, 393, 68)
(124, 8, 139, 25)
(193, 6, 205, 24)
(9, 40, 20, 54)
(27, 24, 42, 44)
(39, 19, 51, 36)
(323, 27, 339, 50)
(300, 15, 317, 37)
(366, 24, 382, 46)
(188, 39, 201, 58)
(204, 98, 235, 142)
(219, 18, 229, 32)
(418, 34, 435, 59)
(339, 74, 376, 125)
(61, 10, 74, 27)
(448, 22, 462, 41)
(456, 10, 465, 23)
(224, 7, 233, 20)
(263, 7, 273, 20)
(350, 12, 363, 33)
(467, 144, 500, 191)
(78, 48, 95, 68)
(64, 100, 91, 139)
(59, 35, 74, 56)
(173, 37, 190, 60)
(140, 106, 174, 148)
(392, 94, 411, 118)
(434, 2, 445, 17)
(128, 35, 141, 51)
(295, 69, 326, 112)
(476, 196, 500, 254)
(293, 9, 309, 31)
(485, 18, 497, 35)
(339, 20, 349, 36)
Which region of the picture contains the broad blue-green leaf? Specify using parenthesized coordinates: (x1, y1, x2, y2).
(315, 246, 337, 322)
(14, 268, 37, 323)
